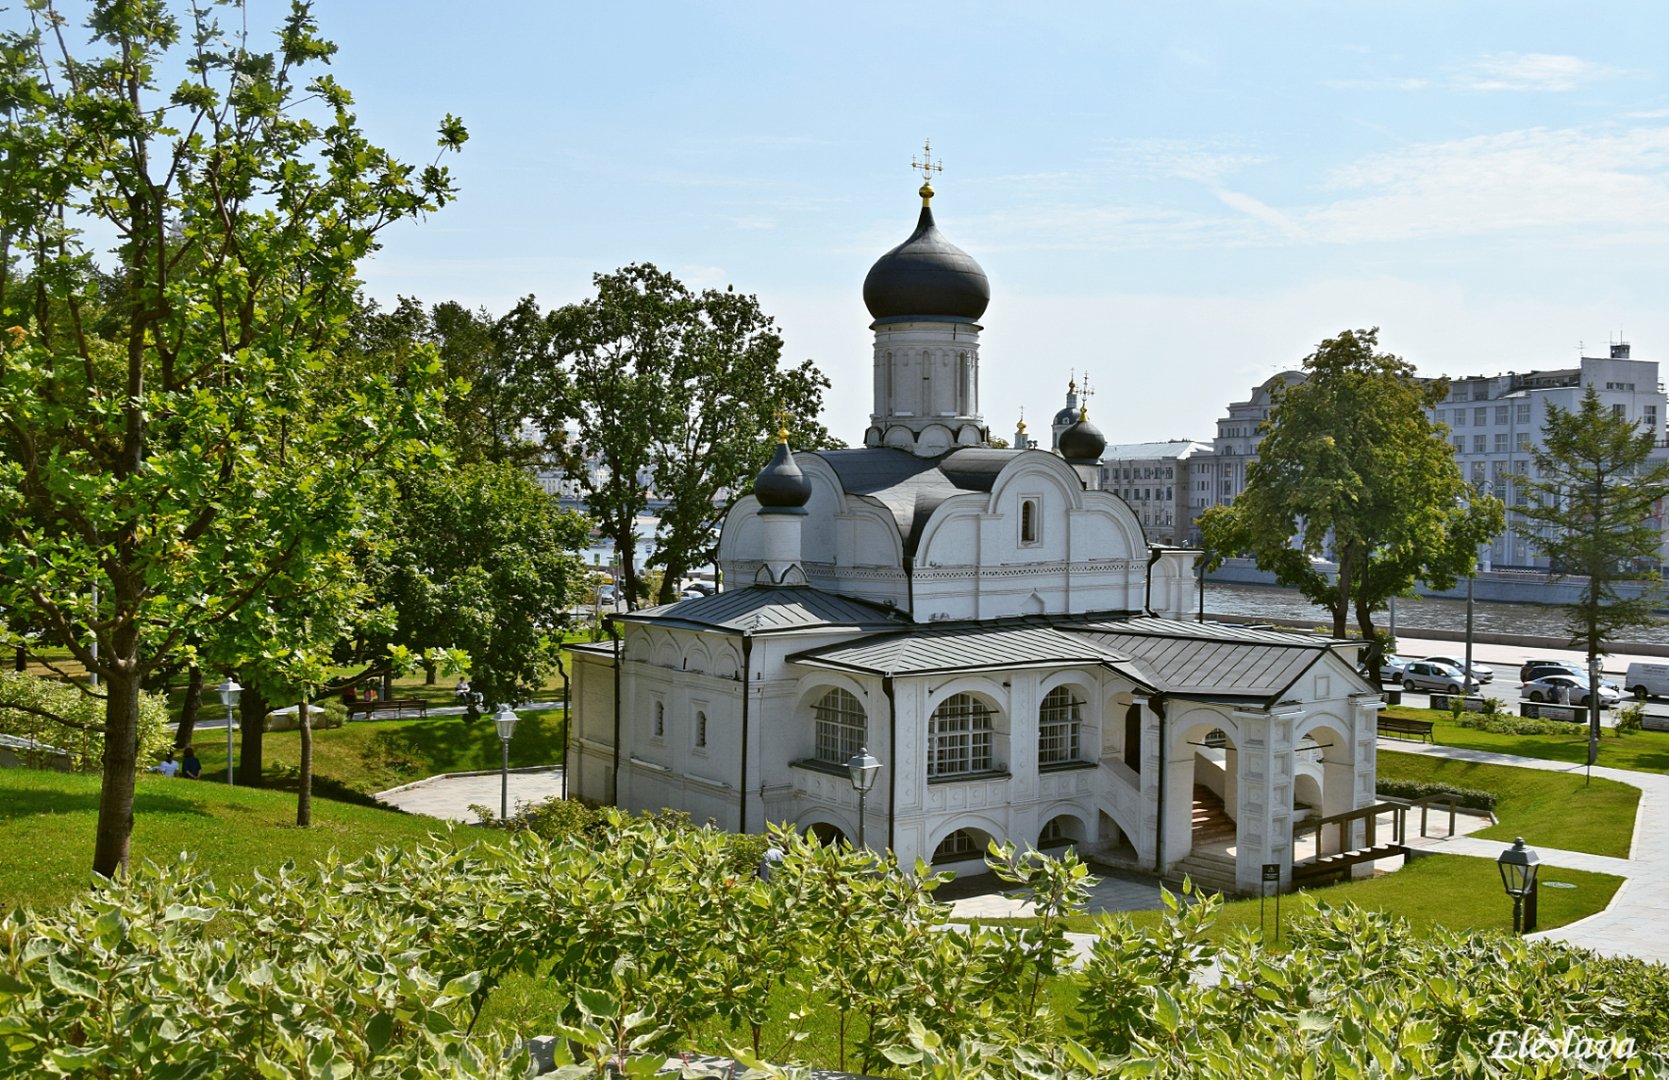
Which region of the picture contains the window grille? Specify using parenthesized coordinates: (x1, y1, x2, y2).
(813, 688, 866, 765)
(653, 701, 664, 738)
(1020, 498, 1039, 544)
(929, 693, 993, 777)
(1038, 686, 1082, 764)
(695, 711, 707, 749)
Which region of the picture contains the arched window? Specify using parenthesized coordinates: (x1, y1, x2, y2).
(1020, 497, 1040, 545)
(653, 701, 665, 739)
(1038, 686, 1082, 765)
(695, 711, 707, 749)
(1124, 703, 1142, 773)
(933, 829, 982, 862)
(813, 688, 866, 765)
(929, 693, 993, 778)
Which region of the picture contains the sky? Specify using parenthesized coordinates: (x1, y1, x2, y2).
(139, 2, 1669, 443)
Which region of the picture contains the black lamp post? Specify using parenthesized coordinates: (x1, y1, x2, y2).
(846, 746, 881, 850)
(493, 703, 519, 821)
(215, 677, 241, 786)
(1497, 836, 1541, 934)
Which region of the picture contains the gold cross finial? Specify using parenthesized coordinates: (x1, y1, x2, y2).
(913, 139, 943, 205)
(774, 405, 791, 444)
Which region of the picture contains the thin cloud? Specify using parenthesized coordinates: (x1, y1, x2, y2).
(1457, 52, 1619, 93)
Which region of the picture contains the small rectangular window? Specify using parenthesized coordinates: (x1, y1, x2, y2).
(1614, 404, 1628, 419)
(1516, 403, 1531, 423)
(1020, 497, 1040, 545)
(1495, 405, 1509, 424)
(1473, 407, 1488, 426)
(1494, 433, 1508, 452)
(1472, 434, 1486, 453)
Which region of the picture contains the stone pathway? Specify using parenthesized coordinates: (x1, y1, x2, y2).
(376, 766, 567, 823)
(1380, 738, 1669, 965)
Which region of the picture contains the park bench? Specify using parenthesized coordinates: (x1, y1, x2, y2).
(346, 698, 428, 720)
(1376, 717, 1435, 743)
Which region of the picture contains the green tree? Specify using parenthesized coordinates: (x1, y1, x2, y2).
(1200, 329, 1502, 676)
(374, 461, 591, 709)
(540, 265, 831, 610)
(1518, 383, 1669, 766)
(0, 1, 465, 876)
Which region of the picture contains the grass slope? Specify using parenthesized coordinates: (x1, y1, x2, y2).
(1378, 749, 1639, 857)
(189, 708, 566, 796)
(0, 768, 454, 910)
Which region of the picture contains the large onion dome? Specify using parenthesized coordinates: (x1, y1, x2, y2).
(862, 183, 989, 322)
(753, 429, 812, 511)
(1059, 407, 1106, 464)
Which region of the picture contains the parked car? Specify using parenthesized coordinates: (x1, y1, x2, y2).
(1624, 662, 1669, 700)
(1521, 674, 1621, 709)
(679, 588, 708, 600)
(1421, 655, 1494, 683)
(1519, 658, 1586, 683)
(1401, 661, 1480, 694)
(1378, 654, 1414, 684)
(598, 584, 618, 604)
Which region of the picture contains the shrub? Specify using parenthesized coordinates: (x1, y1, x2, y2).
(0, 671, 170, 773)
(1614, 703, 1644, 737)
(1454, 712, 1585, 737)
(1375, 778, 1497, 811)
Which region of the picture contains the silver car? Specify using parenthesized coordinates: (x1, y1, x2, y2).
(1421, 655, 1494, 684)
(1400, 661, 1480, 694)
(1522, 674, 1620, 709)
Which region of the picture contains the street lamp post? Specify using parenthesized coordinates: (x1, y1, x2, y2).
(1497, 836, 1541, 935)
(493, 703, 519, 821)
(846, 746, 881, 850)
(215, 678, 241, 786)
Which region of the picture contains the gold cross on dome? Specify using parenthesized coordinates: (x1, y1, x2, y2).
(912, 140, 943, 184)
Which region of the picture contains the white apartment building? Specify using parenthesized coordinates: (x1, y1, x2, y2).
(1430, 343, 1668, 570)
(1098, 441, 1211, 546)
(1186, 371, 1306, 544)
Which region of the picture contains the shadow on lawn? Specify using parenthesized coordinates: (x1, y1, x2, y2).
(0, 783, 214, 822)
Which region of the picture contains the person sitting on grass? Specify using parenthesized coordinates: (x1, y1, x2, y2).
(180, 746, 201, 780)
(153, 751, 179, 778)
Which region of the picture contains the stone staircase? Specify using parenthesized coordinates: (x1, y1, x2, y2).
(1169, 786, 1241, 896)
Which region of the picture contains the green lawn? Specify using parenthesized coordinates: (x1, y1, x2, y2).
(981, 853, 1623, 942)
(1377, 749, 1639, 857)
(0, 768, 458, 911)
(188, 708, 567, 796)
(1384, 704, 1669, 774)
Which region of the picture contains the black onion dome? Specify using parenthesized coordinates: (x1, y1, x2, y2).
(863, 202, 990, 321)
(754, 440, 812, 510)
(1059, 414, 1106, 464)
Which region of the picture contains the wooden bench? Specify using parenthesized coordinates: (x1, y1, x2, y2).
(1377, 717, 1435, 743)
(346, 698, 428, 720)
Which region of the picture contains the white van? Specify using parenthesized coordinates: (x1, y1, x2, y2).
(1623, 662, 1669, 700)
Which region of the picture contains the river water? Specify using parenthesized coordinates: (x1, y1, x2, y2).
(1203, 581, 1669, 645)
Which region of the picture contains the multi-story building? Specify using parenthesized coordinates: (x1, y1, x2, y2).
(1429, 343, 1667, 570)
(1185, 371, 1306, 544)
(1098, 441, 1211, 546)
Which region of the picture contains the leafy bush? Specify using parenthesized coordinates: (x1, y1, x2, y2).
(481, 797, 769, 880)
(1375, 778, 1497, 811)
(0, 671, 170, 773)
(1615, 703, 1645, 737)
(263, 699, 346, 732)
(1454, 712, 1585, 736)
(4, 816, 1668, 1076)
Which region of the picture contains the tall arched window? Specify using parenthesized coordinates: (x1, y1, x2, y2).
(929, 693, 993, 778)
(1020, 497, 1040, 545)
(1038, 686, 1082, 765)
(653, 701, 665, 739)
(695, 711, 708, 749)
(813, 688, 866, 765)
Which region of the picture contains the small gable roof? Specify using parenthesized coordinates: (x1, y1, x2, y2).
(614, 586, 909, 635)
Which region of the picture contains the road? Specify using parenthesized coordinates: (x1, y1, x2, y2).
(1389, 632, 1669, 723)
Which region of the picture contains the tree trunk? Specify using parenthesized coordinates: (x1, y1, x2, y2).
(423, 660, 436, 685)
(92, 664, 142, 880)
(12, 645, 23, 672)
(238, 679, 269, 786)
(296, 700, 313, 827)
(174, 664, 204, 749)
(1354, 599, 1384, 691)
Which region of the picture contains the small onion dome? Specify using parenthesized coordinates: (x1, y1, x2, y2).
(862, 186, 990, 322)
(1059, 406, 1106, 464)
(754, 436, 812, 511)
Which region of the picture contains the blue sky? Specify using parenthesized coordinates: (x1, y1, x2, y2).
(260, 4, 1669, 441)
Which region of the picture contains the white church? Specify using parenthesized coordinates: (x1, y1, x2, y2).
(568, 173, 1382, 892)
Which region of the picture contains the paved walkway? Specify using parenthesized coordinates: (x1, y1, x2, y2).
(376, 766, 567, 823)
(1380, 738, 1669, 965)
